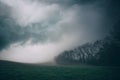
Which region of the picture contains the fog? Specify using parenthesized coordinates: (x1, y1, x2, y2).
(0, 0, 109, 63)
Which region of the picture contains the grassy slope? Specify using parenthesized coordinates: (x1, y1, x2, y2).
(0, 61, 120, 80)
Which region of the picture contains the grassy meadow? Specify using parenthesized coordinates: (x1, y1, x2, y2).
(0, 61, 120, 80)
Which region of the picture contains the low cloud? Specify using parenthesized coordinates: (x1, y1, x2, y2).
(0, 0, 111, 63)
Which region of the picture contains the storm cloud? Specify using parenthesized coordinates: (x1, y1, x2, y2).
(0, 0, 118, 63)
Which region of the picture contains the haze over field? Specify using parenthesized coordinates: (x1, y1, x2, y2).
(0, 0, 117, 63)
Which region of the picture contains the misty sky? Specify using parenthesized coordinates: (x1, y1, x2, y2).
(0, 0, 119, 63)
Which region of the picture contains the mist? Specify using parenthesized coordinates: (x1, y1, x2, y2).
(0, 0, 110, 63)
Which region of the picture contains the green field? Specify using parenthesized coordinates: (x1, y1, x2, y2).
(0, 61, 120, 80)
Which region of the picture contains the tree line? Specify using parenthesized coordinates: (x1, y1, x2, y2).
(56, 20, 120, 66)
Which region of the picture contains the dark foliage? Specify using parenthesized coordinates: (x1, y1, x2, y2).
(56, 20, 120, 66)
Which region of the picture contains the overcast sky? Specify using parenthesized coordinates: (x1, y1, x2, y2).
(0, 0, 119, 63)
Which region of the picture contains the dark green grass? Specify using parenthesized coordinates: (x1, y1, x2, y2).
(0, 61, 120, 80)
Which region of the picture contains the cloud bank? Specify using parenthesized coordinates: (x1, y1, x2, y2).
(0, 0, 111, 63)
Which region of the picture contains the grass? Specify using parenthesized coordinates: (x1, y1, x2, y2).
(0, 61, 120, 80)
